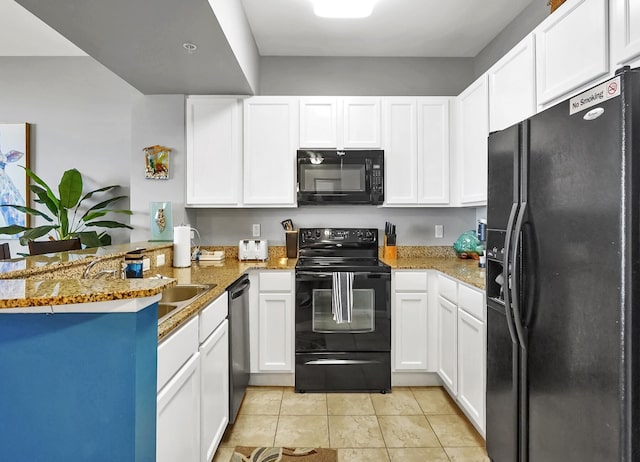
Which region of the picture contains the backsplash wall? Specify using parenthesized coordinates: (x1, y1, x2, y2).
(193, 206, 477, 247)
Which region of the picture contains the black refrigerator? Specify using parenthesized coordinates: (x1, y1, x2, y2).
(486, 66, 640, 462)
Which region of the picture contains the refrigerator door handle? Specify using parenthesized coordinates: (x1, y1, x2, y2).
(503, 202, 520, 345)
(511, 201, 528, 349)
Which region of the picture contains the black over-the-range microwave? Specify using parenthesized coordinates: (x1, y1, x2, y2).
(296, 149, 384, 205)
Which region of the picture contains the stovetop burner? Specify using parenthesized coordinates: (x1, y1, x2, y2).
(295, 228, 389, 273)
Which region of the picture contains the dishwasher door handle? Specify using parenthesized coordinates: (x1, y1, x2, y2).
(229, 280, 251, 300)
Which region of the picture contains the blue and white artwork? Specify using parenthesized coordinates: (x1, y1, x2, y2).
(0, 123, 29, 235)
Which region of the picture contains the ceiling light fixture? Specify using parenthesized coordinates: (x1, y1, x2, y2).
(311, 0, 377, 19)
(182, 42, 198, 54)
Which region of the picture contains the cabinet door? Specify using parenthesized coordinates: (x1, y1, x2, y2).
(489, 35, 537, 131)
(393, 292, 428, 371)
(186, 97, 242, 206)
(436, 296, 458, 395)
(456, 75, 488, 206)
(418, 98, 451, 204)
(342, 97, 381, 148)
(611, 0, 640, 66)
(258, 293, 293, 371)
(457, 309, 485, 435)
(299, 97, 338, 148)
(243, 97, 298, 206)
(157, 353, 201, 462)
(383, 98, 418, 204)
(535, 0, 608, 107)
(200, 321, 229, 462)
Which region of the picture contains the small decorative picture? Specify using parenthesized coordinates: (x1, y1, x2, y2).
(144, 145, 170, 180)
(149, 201, 173, 241)
(0, 123, 30, 236)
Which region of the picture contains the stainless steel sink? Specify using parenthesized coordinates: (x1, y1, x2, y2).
(157, 283, 216, 323)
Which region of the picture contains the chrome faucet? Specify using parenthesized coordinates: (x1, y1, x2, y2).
(82, 258, 119, 279)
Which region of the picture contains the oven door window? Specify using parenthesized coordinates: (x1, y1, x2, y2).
(299, 164, 366, 193)
(311, 288, 375, 333)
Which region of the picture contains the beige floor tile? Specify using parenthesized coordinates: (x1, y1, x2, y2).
(370, 390, 423, 415)
(327, 393, 375, 415)
(219, 415, 278, 447)
(274, 415, 330, 447)
(412, 387, 460, 415)
(328, 415, 386, 448)
(428, 414, 485, 447)
(444, 447, 490, 461)
(377, 415, 441, 448)
(387, 448, 450, 462)
(280, 390, 327, 415)
(338, 448, 390, 462)
(238, 389, 283, 415)
(212, 447, 234, 462)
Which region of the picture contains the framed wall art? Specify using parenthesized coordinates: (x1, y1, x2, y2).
(0, 123, 30, 235)
(144, 145, 170, 180)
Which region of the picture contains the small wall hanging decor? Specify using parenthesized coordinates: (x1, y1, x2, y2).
(144, 145, 170, 179)
(149, 201, 173, 241)
(0, 123, 30, 236)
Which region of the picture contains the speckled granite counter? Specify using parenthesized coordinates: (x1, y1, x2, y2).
(0, 278, 175, 308)
(382, 257, 486, 290)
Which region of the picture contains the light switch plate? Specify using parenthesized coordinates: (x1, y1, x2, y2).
(252, 224, 261, 237)
(156, 254, 165, 267)
(142, 257, 151, 271)
(435, 224, 444, 238)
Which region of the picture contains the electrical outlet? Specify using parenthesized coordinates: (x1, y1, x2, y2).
(252, 224, 261, 237)
(435, 224, 444, 238)
(142, 257, 151, 271)
(156, 254, 165, 267)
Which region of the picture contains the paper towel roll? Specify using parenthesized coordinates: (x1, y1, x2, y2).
(173, 225, 191, 268)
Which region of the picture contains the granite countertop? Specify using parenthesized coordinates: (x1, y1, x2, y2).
(0, 278, 175, 308)
(383, 256, 486, 289)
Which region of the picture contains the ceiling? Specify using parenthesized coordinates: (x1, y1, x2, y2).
(4, 0, 536, 94)
(242, 0, 534, 57)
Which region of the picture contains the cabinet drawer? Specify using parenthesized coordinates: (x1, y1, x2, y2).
(394, 271, 428, 292)
(458, 284, 484, 321)
(438, 273, 458, 303)
(158, 316, 199, 391)
(259, 271, 292, 292)
(199, 292, 228, 344)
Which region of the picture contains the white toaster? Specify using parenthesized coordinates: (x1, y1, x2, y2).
(238, 239, 269, 261)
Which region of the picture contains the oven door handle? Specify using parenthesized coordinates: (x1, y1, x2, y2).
(303, 359, 383, 365)
(296, 271, 390, 279)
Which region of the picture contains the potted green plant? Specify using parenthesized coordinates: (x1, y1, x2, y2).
(0, 167, 132, 248)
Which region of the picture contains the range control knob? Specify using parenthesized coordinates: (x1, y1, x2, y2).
(314, 229, 322, 239)
(365, 230, 374, 240)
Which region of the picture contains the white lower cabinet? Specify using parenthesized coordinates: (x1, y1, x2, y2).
(255, 271, 295, 372)
(199, 320, 229, 462)
(436, 295, 458, 394)
(392, 271, 429, 371)
(157, 352, 201, 462)
(457, 309, 485, 434)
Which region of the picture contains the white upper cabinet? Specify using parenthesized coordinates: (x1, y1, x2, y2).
(342, 97, 382, 148)
(299, 97, 337, 148)
(418, 98, 450, 204)
(186, 97, 242, 206)
(383, 98, 418, 204)
(488, 35, 537, 132)
(611, 0, 640, 66)
(300, 97, 381, 148)
(383, 97, 451, 206)
(243, 97, 298, 206)
(455, 75, 489, 206)
(535, 0, 609, 108)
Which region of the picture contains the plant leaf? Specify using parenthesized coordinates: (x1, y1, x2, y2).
(58, 169, 83, 208)
(0, 205, 54, 222)
(84, 220, 133, 229)
(0, 224, 29, 235)
(78, 185, 119, 204)
(59, 208, 69, 238)
(19, 225, 59, 246)
(98, 232, 112, 246)
(23, 167, 60, 210)
(73, 231, 102, 248)
(29, 183, 59, 217)
(80, 196, 128, 219)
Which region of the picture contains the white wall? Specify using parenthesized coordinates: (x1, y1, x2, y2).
(0, 56, 139, 254)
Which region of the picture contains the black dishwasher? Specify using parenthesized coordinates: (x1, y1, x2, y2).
(227, 274, 250, 424)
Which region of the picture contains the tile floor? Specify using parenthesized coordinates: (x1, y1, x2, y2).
(212, 386, 489, 462)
